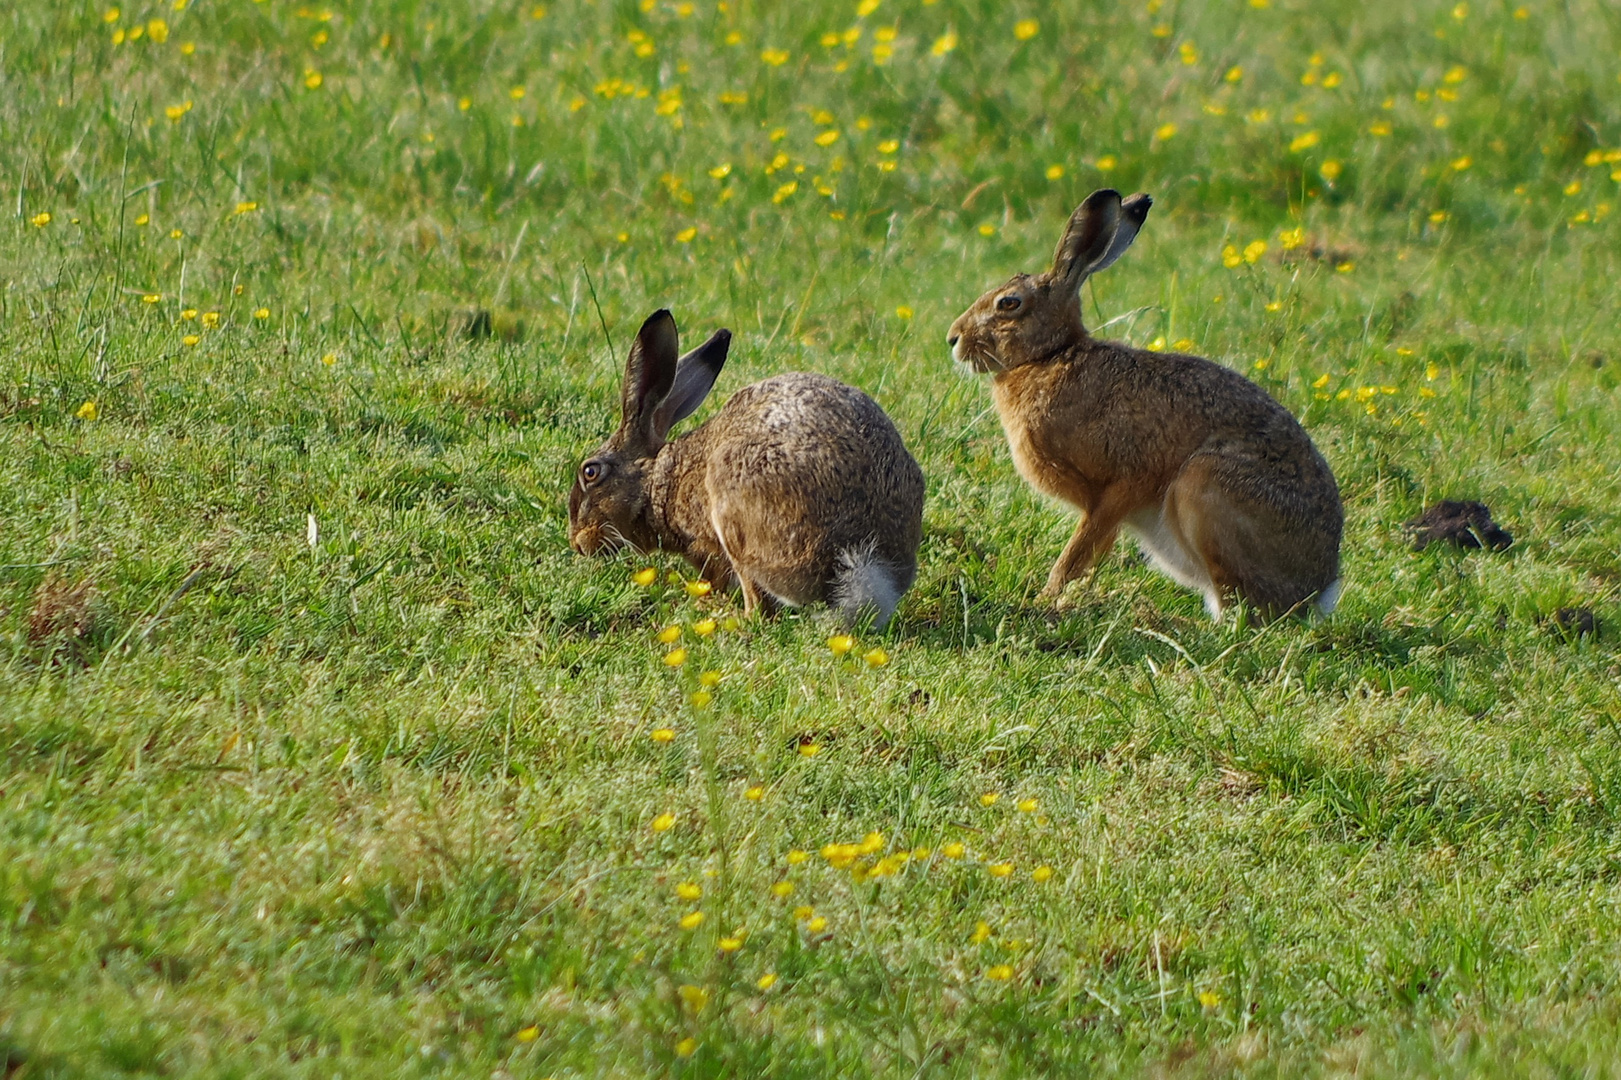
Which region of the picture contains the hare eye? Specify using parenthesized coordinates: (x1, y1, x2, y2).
(582, 462, 603, 484)
(996, 295, 1021, 312)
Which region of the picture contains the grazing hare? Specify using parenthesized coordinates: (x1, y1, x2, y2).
(947, 189, 1342, 618)
(569, 309, 925, 628)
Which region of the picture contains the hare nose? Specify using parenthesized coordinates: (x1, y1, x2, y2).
(947, 334, 960, 348)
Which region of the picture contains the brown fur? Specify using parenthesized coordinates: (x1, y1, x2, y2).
(947, 189, 1343, 618)
(569, 310, 925, 627)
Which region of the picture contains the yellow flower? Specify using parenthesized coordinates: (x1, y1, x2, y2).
(1179, 41, 1199, 65)
(806, 916, 827, 933)
(633, 567, 658, 587)
(942, 842, 966, 858)
(201, 311, 220, 328)
(1252, 358, 1269, 371)
(978, 223, 996, 237)
(1320, 160, 1343, 181)
(1564, 180, 1582, 196)
(771, 881, 795, 897)
(786, 849, 810, 865)
(718, 935, 744, 952)
(29, 212, 51, 228)
(971, 921, 992, 943)
(675, 1037, 697, 1058)
(798, 743, 821, 757)
(170, 229, 183, 239)
(1017, 798, 1038, 813)
(1154, 122, 1177, 141)
(1243, 240, 1267, 263)
(707, 162, 733, 180)
(664, 648, 688, 668)
(147, 17, 168, 42)
(134, 214, 150, 226)
(814, 129, 841, 147)
(1336, 261, 1355, 274)
(1369, 120, 1392, 136)
(987, 863, 1014, 877)
(985, 964, 1014, 981)
(1429, 211, 1448, 223)
(76, 401, 98, 421)
(1425, 363, 1440, 381)
(181, 308, 198, 321)
(685, 579, 712, 596)
(690, 618, 717, 638)
(656, 625, 683, 645)
(793, 905, 815, 921)
(1313, 373, 1331, 389)
(1221, 245, 1242, 269)
(1264, 300, 1283, 313)
(253, 308, 270, 320)
(676, 881, 702, 900)
(164, 101, 192, 121)
(1032, 865, 1054, 882)
(1225, 65, 1244, 83)
(741, 784, 765, 802)
(651, 728, 676, 743)
(931, 32, 958, 56)
(514, 1024, 540, 1042)
(652, 812, 677, 832)
(756, 973, 778, 990)
(979, 792, 1000, 807)
(699, 670, 722, 688)
(773, 181, 798, 204)
(877, 139, 900, 155)
(1045, 164, 1064, 180)
(1289, 131, 1321, 153)
(857, 0, 880, 14)
(182, 334, 201, 347)
(141, 293, 162, 304)
(827, 634, 855, 655)
(863, 647, 889, 667)
(679, 910, 704, 929)
(1199, 989, 1222, 1009)
(234, 201, 259, 215)
(675, 227, 697, 243)
(103, 7, 120, 22)
(895, 305, 914, 320)
(304, 69, 323, 90)
(1451, 156, 1472, 172)
(760, 47, 789, 66)
(1013, 18, 1039, 40)
(457, 96, 472, 111)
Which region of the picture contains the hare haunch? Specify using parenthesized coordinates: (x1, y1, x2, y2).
(947, 189, 1343, 618)
(569, 309, 925, 628)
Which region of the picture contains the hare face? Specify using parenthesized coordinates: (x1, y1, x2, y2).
(568, 444, 658, 556)
(947, 272, 1080, 373)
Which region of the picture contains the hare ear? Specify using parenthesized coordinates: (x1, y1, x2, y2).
(620, 309, 679, 447)
(1088, 192, 1152, 275)
(652, 329, 730, 440)
(1052, 188, 1122, 289)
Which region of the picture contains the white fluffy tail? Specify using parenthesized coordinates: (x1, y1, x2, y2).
(831, 542, 908, 630)
(1315, 578, 1344, 617)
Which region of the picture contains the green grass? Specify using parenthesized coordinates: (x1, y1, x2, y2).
(4, 0, 1621, 1075)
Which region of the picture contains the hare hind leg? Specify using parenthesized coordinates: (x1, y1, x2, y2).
(1164, 455, 1329, 619)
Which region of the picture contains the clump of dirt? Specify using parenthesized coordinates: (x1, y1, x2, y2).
(1403, 501, 1513, 552)
(1544, 607, 1599, 640)
(27, 576, 109, 663)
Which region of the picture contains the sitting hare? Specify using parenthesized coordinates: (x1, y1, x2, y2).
(569, 309, 925, 628)
(947, 189, 1342, 618)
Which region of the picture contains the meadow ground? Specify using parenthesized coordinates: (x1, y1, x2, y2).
(4, 0, 1621, 1076)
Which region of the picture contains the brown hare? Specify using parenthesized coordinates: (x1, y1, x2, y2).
(569, 309, 925, 628)
(947, 189, 1342, 618)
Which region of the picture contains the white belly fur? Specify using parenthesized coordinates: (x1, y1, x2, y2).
(1122, 505, 1223, 618)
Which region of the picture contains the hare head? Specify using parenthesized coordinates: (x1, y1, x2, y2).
(568, 309, 730, 556)
(948, 188, 1152, 372)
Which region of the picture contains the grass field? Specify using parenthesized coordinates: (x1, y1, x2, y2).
(4, 0, 1621, 1075)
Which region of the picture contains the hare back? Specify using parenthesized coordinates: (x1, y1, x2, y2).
(993, 342, 1332, 515)
(684, 373, 924, 605)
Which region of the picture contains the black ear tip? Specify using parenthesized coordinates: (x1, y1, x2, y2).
(1122, 193, 1153, 223)
(641, 308, 676, 333)
(1085, 187, 1123, 205)
(712, 328, 732, 349)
